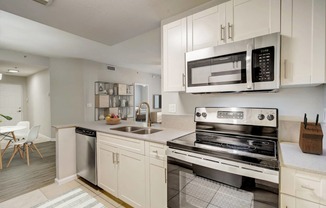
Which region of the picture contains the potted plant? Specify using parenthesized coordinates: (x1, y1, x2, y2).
(0, 114, 12, 122)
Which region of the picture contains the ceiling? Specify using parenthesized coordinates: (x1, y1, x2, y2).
(0, 60, 45, 77)
(0, 0, 211, 76)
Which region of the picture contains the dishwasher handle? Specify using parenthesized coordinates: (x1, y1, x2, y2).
(75, 127, 96, 137)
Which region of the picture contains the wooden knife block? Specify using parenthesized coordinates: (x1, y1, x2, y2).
(299, 122, 323, 155)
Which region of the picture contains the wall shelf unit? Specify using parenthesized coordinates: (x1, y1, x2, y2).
(94, 81, 134, 121)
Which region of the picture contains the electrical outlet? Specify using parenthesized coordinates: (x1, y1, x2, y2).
(169, 104, 176, 113)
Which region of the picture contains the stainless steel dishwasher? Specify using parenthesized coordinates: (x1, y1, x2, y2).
(76, 127, 97, 185)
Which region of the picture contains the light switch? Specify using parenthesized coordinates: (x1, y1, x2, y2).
(169, 104, 176, 113)
(87, 103, 92, 108)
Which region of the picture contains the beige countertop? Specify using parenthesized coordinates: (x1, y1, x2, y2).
(280, 141, 326, 174)
(53, 120, 194, 145)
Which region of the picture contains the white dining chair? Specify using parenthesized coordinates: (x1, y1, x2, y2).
(7, 125, 42, 167)
(1, 121, 30, 157)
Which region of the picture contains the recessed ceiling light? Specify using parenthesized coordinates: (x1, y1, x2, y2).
(33, 0, 54, 6)
(8, 69, 19, 73)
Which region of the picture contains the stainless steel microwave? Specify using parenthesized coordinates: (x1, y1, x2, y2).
(186, 33, 280, 93)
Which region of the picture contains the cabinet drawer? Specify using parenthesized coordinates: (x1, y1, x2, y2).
(146, 142, 166, 160)
(295, 172, 321, 204)
(321, 177, 326, 205)
(98, 132, 145, 155)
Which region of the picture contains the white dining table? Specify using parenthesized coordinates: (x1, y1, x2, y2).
(0, 126, 26, 169)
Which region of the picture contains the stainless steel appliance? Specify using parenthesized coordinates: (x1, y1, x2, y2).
(167, 107, 279, 208)
(76, 127, 97, 185)
(186, 33, 280, 93)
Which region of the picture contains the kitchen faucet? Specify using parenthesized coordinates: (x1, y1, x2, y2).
(137, 102, 151, 127)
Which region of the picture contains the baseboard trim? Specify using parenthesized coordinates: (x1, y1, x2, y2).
(55, 174, 77, 185)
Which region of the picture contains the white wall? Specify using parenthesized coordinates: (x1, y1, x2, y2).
(162, 86, 325, 121)
(50, 58, 161, 125)
(82, 59, 161, 121)
(0, 75, 28, 121)
(49, 58, 84, 130)
(26, 69, 51, 137)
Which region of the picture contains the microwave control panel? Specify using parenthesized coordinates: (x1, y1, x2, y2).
(252, 46, 274, 82)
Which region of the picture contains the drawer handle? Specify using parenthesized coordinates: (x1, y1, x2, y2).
(152, 150, 158, 154)
(301, 185, 314, 191)
(116, 153, 119, 164)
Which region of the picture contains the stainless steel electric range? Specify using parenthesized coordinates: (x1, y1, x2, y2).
(167, 107, 279, 208)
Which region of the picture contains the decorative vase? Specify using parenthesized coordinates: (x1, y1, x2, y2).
(108, 89, 113, 95)
(99, 114, 105, 120)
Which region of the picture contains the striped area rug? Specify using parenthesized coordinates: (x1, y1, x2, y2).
(33, 188, 105, 208)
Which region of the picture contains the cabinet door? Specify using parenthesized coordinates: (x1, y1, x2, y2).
(220, 0, 234, 44)
(280, 194, 320, 208)
(280, 194, 295, 208)
(97, 143, 118, 197)
(233, 0, 280, 42)
(281, 0, 326, 86)
(118, 149, 146, 208)
(187, 6, 219, 51)
(149, 158, 167, 208)
(163, 18, 187, 92)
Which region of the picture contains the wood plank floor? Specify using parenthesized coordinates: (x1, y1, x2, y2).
(0, 141, 56, 203)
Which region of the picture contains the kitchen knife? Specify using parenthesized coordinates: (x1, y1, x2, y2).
(304, 113, 307, 129)
(315, 114, 319, 125)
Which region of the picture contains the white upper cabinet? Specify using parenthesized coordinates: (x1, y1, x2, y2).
(217, 1, 234, 44)
(187, 6, 219, 51)
(232, 0, 280, 42)
(281, 0, 326, 86)
(163, 18, 187, 92)
(162, 0, 281, 91)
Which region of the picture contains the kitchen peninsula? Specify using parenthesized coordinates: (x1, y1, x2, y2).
(54, 120, 193, 208)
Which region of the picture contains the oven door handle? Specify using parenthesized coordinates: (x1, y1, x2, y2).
(246, 42, 253, 90)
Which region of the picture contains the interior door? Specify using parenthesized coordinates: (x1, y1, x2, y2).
(0, 83, 23, 125)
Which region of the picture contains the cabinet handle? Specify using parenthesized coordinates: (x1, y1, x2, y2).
(112, 152, 115, 164)
(182, 73, 186, 87)
(220, 25, 225, 41)
(116, 153, 119, 164)
(284, 59, 287, 79)
(301, 185, 314, 191)
(165, 168, 167, 183)
(152, 150, 158, 154)
(228, 22, 233, 39)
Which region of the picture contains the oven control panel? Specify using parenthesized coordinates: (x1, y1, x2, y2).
(195, 107, 278, 127)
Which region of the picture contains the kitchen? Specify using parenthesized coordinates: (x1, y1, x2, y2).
(0, 0, 326, 208)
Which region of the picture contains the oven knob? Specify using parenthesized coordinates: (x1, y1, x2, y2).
(202, 112, 207, 118)
(267, 114, 274, 121)
(196, 112, 201, 117)
(258, 114, 265, 120)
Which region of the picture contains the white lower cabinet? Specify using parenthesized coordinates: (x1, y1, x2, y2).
(97, 143, 118, 196)
(146, 142, 167, 208)
(97, 132, 167, 208)
(281, 194, 320, 208)
(118, 149, 146, 207)
(97, 133, 146, 208)
(280, 166, 326, 207)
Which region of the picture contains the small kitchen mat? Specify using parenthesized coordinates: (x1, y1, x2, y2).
(33, 188, 105, 208)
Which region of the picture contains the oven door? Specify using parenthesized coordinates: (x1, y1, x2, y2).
(167, 148, 279, 208)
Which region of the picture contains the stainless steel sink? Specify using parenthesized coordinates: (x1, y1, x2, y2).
(110, 126, 162, 135)
(111, 126, 143, 132)
(132, 128, 162, 135)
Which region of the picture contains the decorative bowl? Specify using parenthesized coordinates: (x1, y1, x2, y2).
(106, 117, 121, 125)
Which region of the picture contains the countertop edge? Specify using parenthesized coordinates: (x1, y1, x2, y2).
(279, 141, 326, 175)
(54, 121, 194, 145)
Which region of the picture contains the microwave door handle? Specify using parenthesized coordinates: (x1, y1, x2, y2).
(246, 43, 253, 89)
